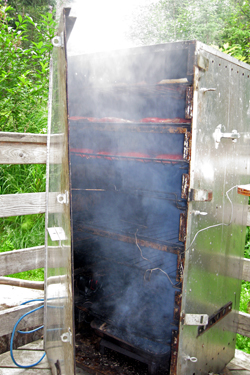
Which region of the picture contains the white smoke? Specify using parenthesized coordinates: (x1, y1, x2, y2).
(58, 0, 160, 55)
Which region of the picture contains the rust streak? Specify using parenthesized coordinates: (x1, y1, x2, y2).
(174, 291, 182, 321)
(170, 330, 179, 375)
(77, 225, 182, 255)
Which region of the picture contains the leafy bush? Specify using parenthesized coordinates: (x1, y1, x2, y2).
(0, 5, 55, 132)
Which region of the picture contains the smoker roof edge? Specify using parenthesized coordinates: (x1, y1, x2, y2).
(67, 40, 197, 58)
(196, 41, 250, 71)
(67, 38, 250, 71)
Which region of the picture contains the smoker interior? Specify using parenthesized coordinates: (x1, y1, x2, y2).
(68, 42, 194, 374)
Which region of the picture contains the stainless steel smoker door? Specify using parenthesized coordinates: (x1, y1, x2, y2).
(177, 43, 250, 375)
(44, 10, 75, 375)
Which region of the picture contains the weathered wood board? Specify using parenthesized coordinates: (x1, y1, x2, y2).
(0, 192, 63, 218)
(0, 132, 47, 165)
(0, 277, 44, 290)
(0, 369, 51, 375)
(0, 133, 47, 144)
(18, 340, 44, 351)
(0, 350, 49, 369)
(0, 302, 43, 337)
(243, 258, 250, 282)
(0, 193, 46, 217)
(227, 349, 250, 374)
(0, 143, 47, 165)
(238, 311, 250, 338)
(0, 247, 45, 277)
(0, 131, 63, 164)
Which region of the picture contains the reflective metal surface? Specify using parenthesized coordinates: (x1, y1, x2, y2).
(44, 30, 250, 374)
(44, 9, 75, 375)
(177, 42, 250, 375)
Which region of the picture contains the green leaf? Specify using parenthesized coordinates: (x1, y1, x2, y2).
(37, 41, 43, 49)
(18, 14, 22, 23)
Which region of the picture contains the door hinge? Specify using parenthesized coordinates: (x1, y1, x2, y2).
(183, 133, 191, 161)
(185, 86, 193, 119)
(181, 174, 190, 199)
(189, 188, 213, 202)
(179, 213, 187, 242)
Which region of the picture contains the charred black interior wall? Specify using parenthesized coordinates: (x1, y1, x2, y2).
(67, 42, 194, 367)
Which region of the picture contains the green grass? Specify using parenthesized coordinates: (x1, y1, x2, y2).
(0, 162, 46, 281)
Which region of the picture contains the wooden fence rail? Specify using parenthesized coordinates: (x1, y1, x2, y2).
(0, 132, 47, 164)
(0, 131, 250, 339)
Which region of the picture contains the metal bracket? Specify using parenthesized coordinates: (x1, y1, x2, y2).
(52, 32, 64, 48)
(184, 314, 209, 326)
(57, 191, 69, 205)
(197, 52, 209, 71)
(189, 188, 213, 202)
(198, 301, 232, 336)
(47, 227, 67, 242)
(213, 124, 240, 149)
(60, 328, 72, 345)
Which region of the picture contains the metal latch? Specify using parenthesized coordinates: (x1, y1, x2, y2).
(47, 227, 67, 242)
(184, 314, 209, 326)
(213, 124, 240, 149)
(61, 328, 72, 345)
(57, 191, 69, 205)
(52, 32, 64, 48)
(189, 188, 213, 202)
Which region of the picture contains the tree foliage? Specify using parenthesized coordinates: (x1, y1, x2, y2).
(130, 0, 234, 46)
(222, 0, 250, 62)
(130, 0, 250, 63)
(0, 4, 56, 132)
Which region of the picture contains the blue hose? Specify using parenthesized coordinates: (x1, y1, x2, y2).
(10, 300, 46, 368)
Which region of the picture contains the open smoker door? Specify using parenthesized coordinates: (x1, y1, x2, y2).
(176, 43, 250, 375)
(44, 10, 75, 375)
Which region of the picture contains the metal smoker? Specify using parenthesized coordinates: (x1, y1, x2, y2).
(45, 7, 250, 375)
